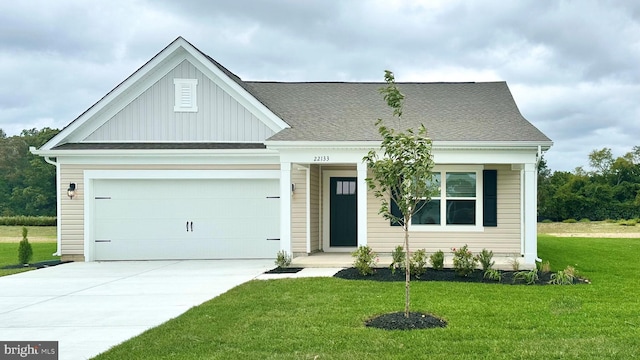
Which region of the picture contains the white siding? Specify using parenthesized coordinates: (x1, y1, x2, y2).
(84, 60, 275, 142)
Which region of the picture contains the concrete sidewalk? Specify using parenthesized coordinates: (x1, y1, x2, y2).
(0, 260, 274, 360)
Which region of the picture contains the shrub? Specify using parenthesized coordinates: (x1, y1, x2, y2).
(549, 266, 576, 285)
(513, 269, 539, 285)
(274, 250, 292, 268)
(0, 216, 57, 226)
(389, 245, 405, 274)
(410, 249, 427, 278)
(562, 218, 578, 223)
(540, 219, 553, 223)
(538, 260, 551, 274)
(351, 245, 378, 276)
(579, 218, 591, 223)
(451, 245, 477, 277)
(18, 227, 33, 265)
(475, 248, 494, 271)
(618, 219, 637, 226)
(604, 218, 616, 223)
(429, 250, 445, 270)
(483, 268, 502, 282)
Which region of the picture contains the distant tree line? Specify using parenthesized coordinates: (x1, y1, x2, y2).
(0, 128, 59, 216)
(538, 147, 640, 221)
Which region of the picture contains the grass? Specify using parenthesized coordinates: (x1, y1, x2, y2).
(94, 235, 640, 359)
(0, 242, 59, 277)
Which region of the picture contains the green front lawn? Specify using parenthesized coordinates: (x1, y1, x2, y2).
(0, 242, 59, 277)
(94, 236, 640, 359)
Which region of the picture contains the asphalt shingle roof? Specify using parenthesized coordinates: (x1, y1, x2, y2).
(242, 81, 551, 143)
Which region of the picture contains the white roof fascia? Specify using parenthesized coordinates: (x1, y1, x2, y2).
(266, 140, 553, 151)
(30, 148, 279, 158)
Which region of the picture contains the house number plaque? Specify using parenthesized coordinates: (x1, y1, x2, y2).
(313, 156, 330, 162)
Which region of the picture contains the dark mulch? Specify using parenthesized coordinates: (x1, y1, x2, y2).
(1, 260, 70, 270)
(263, 267, 304, 274)
(334, 267, 588, 285)
(365, 311, 447, 330)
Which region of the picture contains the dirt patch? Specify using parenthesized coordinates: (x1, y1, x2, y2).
(0, 237, 56, 243)
(545, 233, 640, 238)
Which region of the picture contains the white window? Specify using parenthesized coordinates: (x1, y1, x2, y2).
(173, 79, 198, 112)
(410, 166, 483, 232)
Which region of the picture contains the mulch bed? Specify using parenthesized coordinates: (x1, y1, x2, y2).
(365, 311, 447, 330)
(334, 267, 588, 285)
(263, 267, 304, 274)
(1, 260, 70, 270)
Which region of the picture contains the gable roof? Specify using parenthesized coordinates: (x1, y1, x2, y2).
(39, 37, 551, 152)
(246, 81, 551, 143)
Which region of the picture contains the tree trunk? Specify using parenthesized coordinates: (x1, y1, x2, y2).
(404, 219, 410, 318)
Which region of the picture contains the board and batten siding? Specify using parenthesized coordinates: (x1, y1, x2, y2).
(84, 60, 275, 142)
(59, 163, 279, 261)
(366, 165, 522, 255)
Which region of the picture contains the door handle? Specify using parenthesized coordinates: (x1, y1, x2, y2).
(186, 221, 189, 232)
(190, 221, 193, 232)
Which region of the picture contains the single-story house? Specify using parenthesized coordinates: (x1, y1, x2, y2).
(32, 37, 552, 267)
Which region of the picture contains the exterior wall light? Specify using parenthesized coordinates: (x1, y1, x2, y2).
(67, 183, 77, 199)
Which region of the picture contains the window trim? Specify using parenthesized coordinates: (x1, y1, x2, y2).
(409, 165, 484, 232)
(173, 78, 198, 112)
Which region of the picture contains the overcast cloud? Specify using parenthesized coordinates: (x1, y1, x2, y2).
(1, 0, 639, 171)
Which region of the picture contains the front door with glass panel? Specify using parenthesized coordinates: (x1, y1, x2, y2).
(329, 177, 357, 247)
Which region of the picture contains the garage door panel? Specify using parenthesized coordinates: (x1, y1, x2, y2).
(93, 178, 280, 260)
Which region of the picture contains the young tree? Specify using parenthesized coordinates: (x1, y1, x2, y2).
(363, 70, 436, 318)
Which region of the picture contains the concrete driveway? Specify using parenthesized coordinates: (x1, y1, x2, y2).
(0, 260, 273, 359)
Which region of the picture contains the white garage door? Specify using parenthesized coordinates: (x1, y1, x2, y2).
(92, 179, 280, 260)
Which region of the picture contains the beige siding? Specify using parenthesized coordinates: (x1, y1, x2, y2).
(291, 168, 307, 253)
(309, 165, 320, 252)
(85, 60, 275, 142)
(59, 163, 279, 260)
(367, 165, 521, 255)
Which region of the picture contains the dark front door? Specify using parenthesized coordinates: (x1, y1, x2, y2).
(330, 177, 357, 247)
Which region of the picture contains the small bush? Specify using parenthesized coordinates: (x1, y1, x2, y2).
(452, 245, 477, 277)
(549, 266, 576, 285)
(352, 245, 378, 276)
(618, 219, 637, 226)
(18, 227, 33, 265)
(513, 269, 539, 285)
(389, 245, 405, 274)
(540, 219, 553, 223)
(475, 248, 494, 271)
(538, 260, 551, 274)
(483, 268, 502, 282)
(579, 218, 591, 223)
(604, 218, 616, 223)
(274, 250, 292, 268)
(0, 216, 57, 226)
(562, 218, 578, 223)
(410, 249, 427, 278)
(429, 250, 445, 270)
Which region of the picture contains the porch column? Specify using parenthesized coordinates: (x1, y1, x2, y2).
(280, 162, 292, 255)
(523, 163, 537, 264)
(357, 161, 368, 246)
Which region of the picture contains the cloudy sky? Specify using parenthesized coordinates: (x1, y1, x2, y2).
(1, 0, 638, 171)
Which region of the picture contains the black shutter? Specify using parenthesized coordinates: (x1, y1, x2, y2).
(390, 198, 402, 226)
(483, 170, 498, 227)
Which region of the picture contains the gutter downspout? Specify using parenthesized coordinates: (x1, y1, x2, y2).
(40, 151, 62, 257)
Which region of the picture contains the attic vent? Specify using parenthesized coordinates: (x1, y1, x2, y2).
(173, 78, 198, 112)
